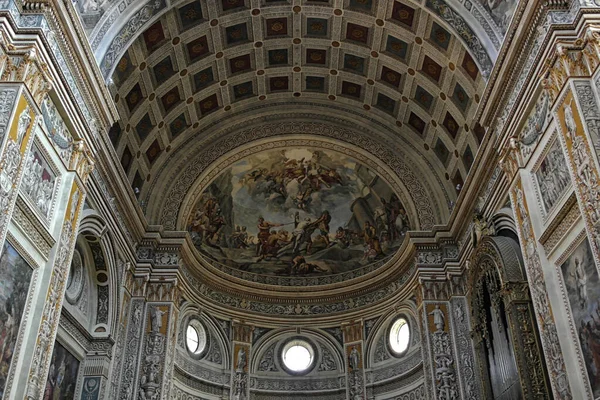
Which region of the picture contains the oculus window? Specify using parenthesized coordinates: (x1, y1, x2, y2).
(281, 339, 314, 374)
(389, 317, 410, 356)
(186, 319, 207, 357)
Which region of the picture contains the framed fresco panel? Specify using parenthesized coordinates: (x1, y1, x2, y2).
(43, 341, 80, 400)
(560, 238, 600, 397)
(21, 140, 58, 221)
(533, 137, 570, 216)
(0, 242, 34, 397)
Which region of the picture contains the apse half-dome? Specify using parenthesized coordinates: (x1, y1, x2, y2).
(186, 146, 411, 279)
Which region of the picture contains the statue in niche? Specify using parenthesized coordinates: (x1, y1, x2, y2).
(429, 305, 445, 331)
(149, 307, 166, 333)
(236, 347, 247, 372)
(16, 106, 31, 146)
(564, 99, 577, 140)
(348, 346, 360, 371)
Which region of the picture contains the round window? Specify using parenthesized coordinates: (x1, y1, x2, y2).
(389, 318, 410, 356)
(281, 339, 314, 374)
(186, 320, 207, 356)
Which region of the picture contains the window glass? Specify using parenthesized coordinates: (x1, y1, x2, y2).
(389, 318, 410, 355)
(186, 320, 207, 355)
(282, 340, 314, 372)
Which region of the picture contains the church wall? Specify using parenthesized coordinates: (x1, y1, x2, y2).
(3, 1, 600, 400)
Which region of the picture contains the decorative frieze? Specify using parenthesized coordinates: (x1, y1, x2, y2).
(539, 194, 580, 255)
(12, 197, 54, 257)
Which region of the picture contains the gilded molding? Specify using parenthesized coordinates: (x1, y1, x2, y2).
(12, 197, 54, 258)
(540, 194, 580, 255)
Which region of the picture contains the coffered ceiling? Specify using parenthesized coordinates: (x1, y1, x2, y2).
(77, 0, 512, 227)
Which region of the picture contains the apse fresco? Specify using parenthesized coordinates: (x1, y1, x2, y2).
(0, 242, 33, 397)
(188, 148, 410, 276)
(560, 238, 600, 396)
(43, 341, 80, 400)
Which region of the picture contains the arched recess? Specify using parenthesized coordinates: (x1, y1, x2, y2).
(175, 304, 230, 369)
(251, 328, 345, 376)
(467, 236, 551, 399)
(363, 303, 424, 399)
(74, 208, 120, 336)
(249, 328, 346, 397)
(364, 303, 421, 370)
(171, 303, 231, 399)
(492, 206, 520, 244)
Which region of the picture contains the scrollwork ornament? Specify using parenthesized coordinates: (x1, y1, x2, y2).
(0, 88, 17, 140)
(257, 343, 278, 372)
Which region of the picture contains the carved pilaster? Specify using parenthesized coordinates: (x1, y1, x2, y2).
(560, 84, 600, 269)
(0, 84, 37, 256)
(25, 179, 87, 399)
(343, 321, 366, 400)
(510, 179, 572, 398)
(135, 304, 171, 400)
(449, 297, 482, 400)
(423, 302, 460, 400)
(231, 322, 253, 400)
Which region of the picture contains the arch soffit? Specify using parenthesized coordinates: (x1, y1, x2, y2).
(469, 235, 526, 288)
(76, 210, 121, 336)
